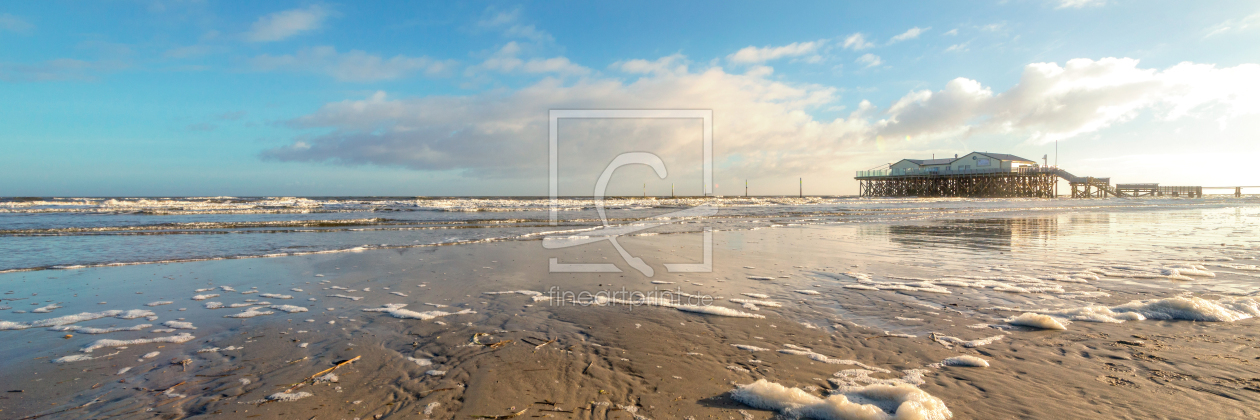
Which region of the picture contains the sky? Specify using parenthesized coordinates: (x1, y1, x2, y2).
(2, 0, 1259, 197)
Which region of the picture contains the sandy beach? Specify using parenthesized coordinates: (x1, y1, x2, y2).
(4, 204, 1260, 419)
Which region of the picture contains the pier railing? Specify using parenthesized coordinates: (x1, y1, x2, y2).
(857, 166, 1058, 178)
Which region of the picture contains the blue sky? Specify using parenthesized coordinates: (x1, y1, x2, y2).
(2, 0, 1259, 196)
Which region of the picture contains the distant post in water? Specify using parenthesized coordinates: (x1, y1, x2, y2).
(671, 183, 675, 198)
(745, 179, 748, 197)
(799, 178, 802, 198)
(643, 183, 646, 198)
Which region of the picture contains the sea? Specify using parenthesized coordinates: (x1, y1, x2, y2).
(2, 195, 1257, 274)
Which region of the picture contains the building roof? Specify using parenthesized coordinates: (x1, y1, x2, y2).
(898, 152, 1038, 168)
(903, 158, 958, 166)
(975, 152, 1037, 163)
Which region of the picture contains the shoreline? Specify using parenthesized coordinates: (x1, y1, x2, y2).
(2, 218, 1259, 419)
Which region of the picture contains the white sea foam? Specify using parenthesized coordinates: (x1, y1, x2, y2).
(192, 294, 219, 301)
(54, 351, 120, 363)
(362, 303, 477, 321)
(732, 344, 770, 352)
(929, 334, 1005, 348)
(224, 307, 275, 318)
(748, 276, 775, 281)
(49, 324, 152, 334)
(260, 293, 293, 299)
(941, 355, 989, 367)
(1027, 296, 1260, 324)
(266, 391, 313, 402)
(328, 294, 364, 301)
(777, 345, 890, 372)
(270, 305, 309, 313)
(483, 290, 544, 297)
(32, 303, 62, 313)
(730, 298, 782, 308)
(794, 290, 822, 295)
(146, 301, 174, 307)
(1007, 313, 1069, 330)
(1, 309, 157, 331)
(729, 379, 952, 420)
(162, 320, 197, 330)
(81, 333, 195, 353)
(675, 304, 766, 319)
(204, 302, 224, 309)
(741, 293, 770, 299)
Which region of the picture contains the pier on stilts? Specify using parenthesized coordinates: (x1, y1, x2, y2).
(854, 152, 1251, 199)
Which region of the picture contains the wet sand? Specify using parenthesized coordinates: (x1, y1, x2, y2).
(2, 219, 1259, 419)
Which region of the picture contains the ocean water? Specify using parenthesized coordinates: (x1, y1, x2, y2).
(1, 195, 1257, 273)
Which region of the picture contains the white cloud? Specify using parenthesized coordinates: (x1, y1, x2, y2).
(474, 42, 590, 76)
(611, 54, 688, 75)
(890, 27, 930, 43)
(842, 33, 874, 50)
(244, 5, 333, 42)
(260, 56, 1260, 182)
(875, 58, 1260, 144)
(0, 13, 34, 34)
(1055, 0, 1105, 9)
(856, 54, 882, 68)
(944, 43, 969, 53)
(943, 29, 958, 36)
(1205, 12, 1260, 37)
(250, 46, 455, 81)
(727, 41, 823, 64)
(263, 58, 853, 179)
(477, 7, 553, 42)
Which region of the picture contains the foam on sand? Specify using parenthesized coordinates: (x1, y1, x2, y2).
(730, 379, 952, 420)
(269, 305, 309, 313)
(328, 294, 364, 301)
(362, 303, 477, 321)
(1006, 313, 1069, 330)
(929, 334, 1005, 348)
(730, 298, 782, 308)
(1034, 296, 1259, 324)
(941, 356, 989, 367)
(146, 301, 174, 307)
(49, 324, 152, 334)
(224, 307, 275, 318)
(260, 293, 292, 299)
(741, 293, 771, 299)
(795, 290, 822, 295)
(204, 302, 225, 309)
(1, 309, 157, 331)
(675, 304, 766, 319)
(81, 333, 196, 353)
(732, 344, 770, 352)
(266, 391, 313, 402)
(54, 351, 120, 363)
(192, 294, 220, 300)
(161, 320, 197, 330)
(32, 303, 62, 313)
(777, 345, 890, 372)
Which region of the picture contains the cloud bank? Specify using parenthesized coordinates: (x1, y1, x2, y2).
(244, 5, 333, 42)
(262, 57, 1260, 178)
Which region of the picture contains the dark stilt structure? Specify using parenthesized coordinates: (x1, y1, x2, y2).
(857, 168, 1058, 198)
